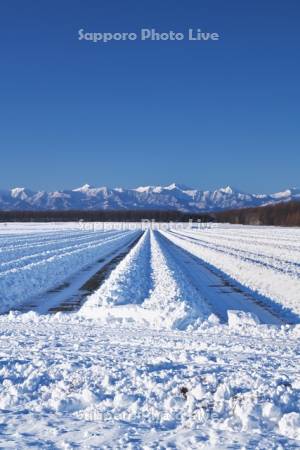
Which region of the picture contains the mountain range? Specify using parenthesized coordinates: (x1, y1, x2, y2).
(0, 183, 299, 212)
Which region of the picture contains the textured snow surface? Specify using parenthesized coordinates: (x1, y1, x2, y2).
(0, 223, 300, 448)
(163, 224, 300, 321)
(0, 224, 139, 312)
(81, 230, 211, 330)
(0, 313, 299, 448)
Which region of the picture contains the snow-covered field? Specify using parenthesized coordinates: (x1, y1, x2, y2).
(0, 225, 140, 313)
(0, 222, 299, 448)
(162, 224, 300, 322)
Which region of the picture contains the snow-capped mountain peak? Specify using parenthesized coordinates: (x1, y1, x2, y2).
(219, 185, 234, 195)
(11, 187, 33, 200)
(0, 184, 299, 212)
(73, 184, 95, 192)
(218, 185, 243, 195)
(164, 183, 192, 191)
(134, 186, 155, 193)
(271, 188, 300, 200)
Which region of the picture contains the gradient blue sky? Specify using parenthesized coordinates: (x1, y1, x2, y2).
(1, 0, 299, 193)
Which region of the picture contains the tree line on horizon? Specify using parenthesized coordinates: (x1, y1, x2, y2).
(213, 201, 300, 227)
(0, 209, 212, 223)
(0, 201, 299, 226)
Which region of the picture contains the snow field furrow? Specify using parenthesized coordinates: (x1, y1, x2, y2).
(0, 230, 96, 249)
(0, 231, 125, 272)
(203, 224, 300, 243)
(181, 228, 300, 255)
(0, 232, 101, 254)
(176, 227, 300, 260)
(0, 230, 139, 312)
(0, 225, 132, 250)
(0, 230, 122, 264)
(0, 232, 130, 277)
(170, 230, 300, 277)
(80, 230, 211, 329)
(163, 230, 300, 320)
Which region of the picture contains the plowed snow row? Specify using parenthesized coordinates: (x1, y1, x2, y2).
(0, 231, 124, 270)
(0, 228, 123, 258)
(80, 230, 211, 329)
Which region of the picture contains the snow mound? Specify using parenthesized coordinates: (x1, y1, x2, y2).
(228, 310, 260, 328)
(0, 315, 299, 448)
(279, 413, 300, 440)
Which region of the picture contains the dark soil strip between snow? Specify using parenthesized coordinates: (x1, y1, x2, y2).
(47, 232, 143, 313)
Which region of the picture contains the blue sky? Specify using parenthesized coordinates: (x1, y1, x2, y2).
(1, 0, 299, 193)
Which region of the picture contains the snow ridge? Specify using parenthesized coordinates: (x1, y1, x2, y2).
(82, 230, 152, 308)
(142, 231, 210, 329)
(80, 230, 210, 329)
